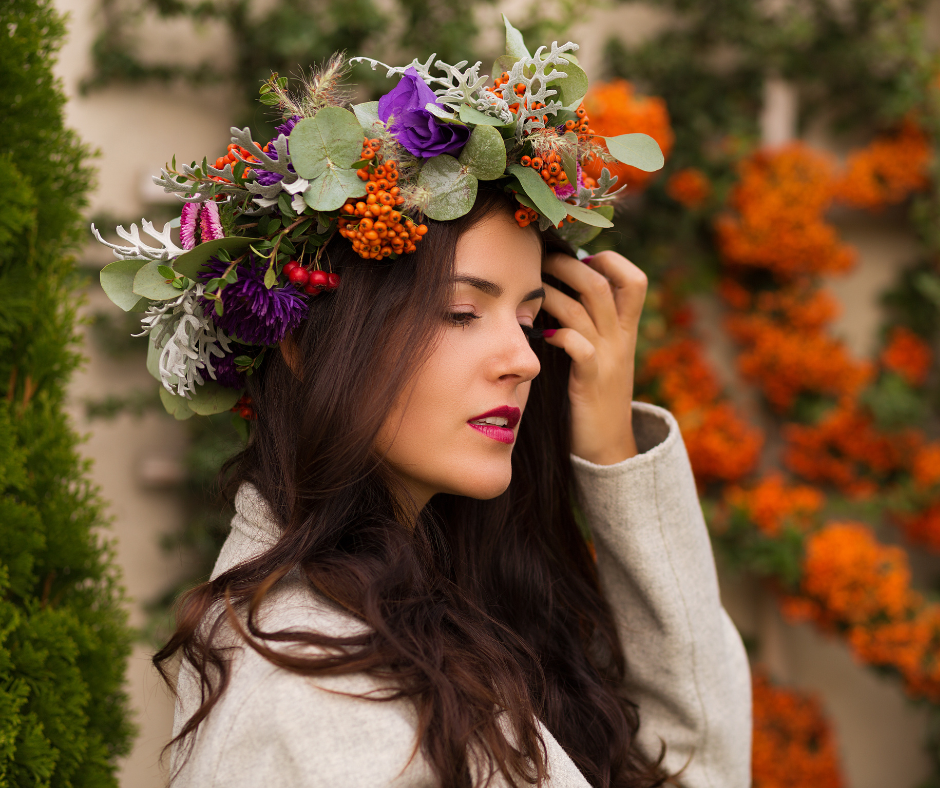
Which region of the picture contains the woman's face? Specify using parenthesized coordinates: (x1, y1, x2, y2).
(376, 208, 544, 510)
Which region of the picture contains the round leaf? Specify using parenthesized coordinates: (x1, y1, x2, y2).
(303, 167, 368, 212)
(551, 59, 589, 109)
(458, 125, 507, 181)
(506, 164, 567, 225)
(173, 236, 258, 279)
(100, 259, 148, 311)
(352, 101, 381, 134)
(604, 133, 665, 172)
(159, 386, 195, 420)
(187, 380, 243, 415)
(556, 221, 603, 247)
(417, 155, 478, 221)
(133, 259, 185, 300)
(290, 108, 365, 180)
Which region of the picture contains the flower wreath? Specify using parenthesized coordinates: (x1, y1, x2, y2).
(93, 16, 664, 422)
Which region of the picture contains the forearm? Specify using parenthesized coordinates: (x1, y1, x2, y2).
(571, 401, 752, 788)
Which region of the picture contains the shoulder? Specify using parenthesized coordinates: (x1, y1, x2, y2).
(172, 574, 437, 787)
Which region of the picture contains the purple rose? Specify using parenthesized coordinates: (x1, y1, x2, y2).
(378, 67, 471, 158)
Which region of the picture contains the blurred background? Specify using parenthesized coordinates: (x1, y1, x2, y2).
(6, 0, 940, 785)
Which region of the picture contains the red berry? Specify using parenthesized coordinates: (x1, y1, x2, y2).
(283, 260, 299, 276)
(326, 272, 340, 290)
(238, 406, 253, 419)
(288, 266, 309, 286)
(303, 282, 321, 295)
(308, 270, 329, 289)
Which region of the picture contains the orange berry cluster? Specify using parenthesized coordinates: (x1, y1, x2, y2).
(514, 205, 540, 228)
(337, 138, 428, 259)
(212, 143, 260, 182)
(564, 103, 593, 136)
(520, 150, 569, 188)
(485, 73, 551, 122)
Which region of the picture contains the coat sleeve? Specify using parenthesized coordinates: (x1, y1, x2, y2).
(570, 401, 752, 788)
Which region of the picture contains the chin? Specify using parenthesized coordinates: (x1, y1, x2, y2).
(442, 461, 513, 500)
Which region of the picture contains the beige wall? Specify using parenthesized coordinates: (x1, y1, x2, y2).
(53, 2, 933, 785)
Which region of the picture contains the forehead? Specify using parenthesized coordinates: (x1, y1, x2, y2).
(453, 209, 542, 286)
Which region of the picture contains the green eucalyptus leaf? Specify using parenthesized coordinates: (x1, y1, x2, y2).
(133, 259, 185, 300)
(561, 131, 579, 187)
(146, 334, 168, 384)
(458, 104, 509, 127)
(503, 14, 531, 59)
(353, 101, 381, 133)
(290, 108, 365, 180)
(563, 204, 614, 228)
(603, 133, 665, 172)
(550, 59, 589, 108)
(417, 155, 478, 221)
(556, 220, 603, 247)
(303, 167, 367, 212)
(492, 55, 520, 80)
(507, 164, 567, 225)
(159, 387, 195, 420)
(100, 259, 149, 311)
(187, 380, 243, 416)
(173, 236, 258, 279)
(458, 125, 507, 180)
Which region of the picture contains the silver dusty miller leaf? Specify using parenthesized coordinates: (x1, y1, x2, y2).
(91, 218, 185, 261)
(133, 284, 232, 398)
(575, 167, 626, 208)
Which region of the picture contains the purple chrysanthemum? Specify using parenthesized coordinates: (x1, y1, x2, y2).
(254, 115, 301, 186)
(181, 203, 199, 250)
(275, 115, 301, 137)
(198, 254, 308, 346)
(199, 202, 224, 242)
(197, 350, 246, 389)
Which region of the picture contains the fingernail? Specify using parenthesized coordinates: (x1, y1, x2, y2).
(542, 329, 557, 338)
(581, 255, 594, 264)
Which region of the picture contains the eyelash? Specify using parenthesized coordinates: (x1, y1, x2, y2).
(446, 311, 541, 341)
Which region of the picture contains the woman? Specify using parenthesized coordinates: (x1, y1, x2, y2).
(152, 185, 751, 788)
(92, 27, 751, 787)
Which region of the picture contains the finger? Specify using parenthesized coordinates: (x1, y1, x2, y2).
(541, 282, 600, 342)
(542, 252, 620, 338)
(583, 251, 649, 331)
(544, 327, 598, 376)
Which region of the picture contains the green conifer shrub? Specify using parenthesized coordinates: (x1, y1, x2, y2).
(0, 1, 135, 785)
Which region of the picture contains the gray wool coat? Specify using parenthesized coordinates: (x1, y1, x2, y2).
(170, 401, 752, 787)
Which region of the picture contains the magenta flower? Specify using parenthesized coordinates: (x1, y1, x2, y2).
(199, 202, 224, 243)
(378, 67, 470, 158)
(180, 203, 198, 250)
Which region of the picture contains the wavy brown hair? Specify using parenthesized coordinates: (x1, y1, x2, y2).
(154, 187, 669, 788)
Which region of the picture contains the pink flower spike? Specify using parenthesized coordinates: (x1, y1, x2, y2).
(180, 203, 198, 250)
(199, 201, 224, 243)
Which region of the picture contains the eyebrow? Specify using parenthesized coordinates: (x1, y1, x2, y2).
(453, 275, 545, 303)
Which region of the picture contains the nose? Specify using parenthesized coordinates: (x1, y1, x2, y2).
(496, 320, 541, 384)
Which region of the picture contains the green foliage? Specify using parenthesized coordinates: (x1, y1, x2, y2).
(0, 1, 135, 784)
(83, 0, 594, 140)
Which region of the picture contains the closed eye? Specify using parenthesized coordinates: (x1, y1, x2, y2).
(447, 311, 482, 328)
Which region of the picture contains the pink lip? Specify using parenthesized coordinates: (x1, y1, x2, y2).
(467, 406, 521, 445)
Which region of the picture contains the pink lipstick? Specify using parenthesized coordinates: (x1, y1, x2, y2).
(467, 406, 521, 445)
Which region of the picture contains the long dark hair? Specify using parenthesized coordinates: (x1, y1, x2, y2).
(154, 187, 668, 788)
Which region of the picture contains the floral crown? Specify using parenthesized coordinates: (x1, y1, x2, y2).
(93, 16, 664, 422)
